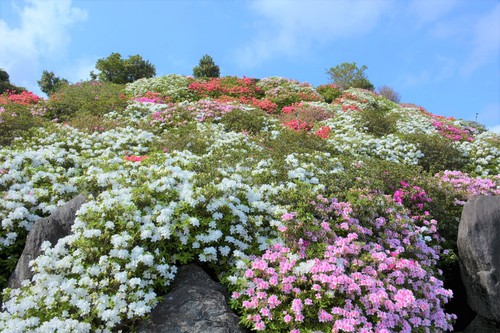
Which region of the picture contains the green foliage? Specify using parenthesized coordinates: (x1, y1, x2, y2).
(0, 104, 49, 147)
(357, 102, 400, 137)
(316, 84, 343, 103)
(37, 70, 69, 96)
(45, 81, 128, 121)
(378, 85, 401, 103)
(405, 133, 467, 173)
(91, 53, 156, 84)
(326, 62, 374, 91)
(193, 54, 220, 78)
(218, 108, 268, 134)
(156, 122, 211, 155)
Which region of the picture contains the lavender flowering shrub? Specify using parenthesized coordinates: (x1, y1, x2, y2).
(230, 191, 455, 332)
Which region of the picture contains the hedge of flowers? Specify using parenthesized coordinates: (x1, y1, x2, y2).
(0, 74, 499, 332)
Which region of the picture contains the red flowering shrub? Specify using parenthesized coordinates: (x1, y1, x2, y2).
(314, 126, 332, 139)
(188, 76, 263, 99)
(0, 90, 41, 106)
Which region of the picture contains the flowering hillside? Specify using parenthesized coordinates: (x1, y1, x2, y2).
(0, 75, 499, 332)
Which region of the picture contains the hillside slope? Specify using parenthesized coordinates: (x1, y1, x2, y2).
(0, 75, 499, 332)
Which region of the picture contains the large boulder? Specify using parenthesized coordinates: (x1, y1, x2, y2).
(8, 194, 86, 288)
(463, 315, 500, 333)
(137, 264, 246, 333)
(457, 195, 500, 326)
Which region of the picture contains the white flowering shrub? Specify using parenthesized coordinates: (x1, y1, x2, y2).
(125, 74, 193, 102)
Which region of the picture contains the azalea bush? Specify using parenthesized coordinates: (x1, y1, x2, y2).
(0, 90, 41, 106)
(316, 84, 343, 103)
(124, 74, 193, 102)
(257, 77, 323, 110)
(188, 76, 263, 100)
(229, 191, 455, 332)
(0, 74, 498, 332)
(45, 81, 128, 121)
(0, 102, 49, 147)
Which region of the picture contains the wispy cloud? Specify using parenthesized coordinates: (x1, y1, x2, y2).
(461, 3, 500, 76)
(235, 0, 393, 67)
(0, 0, 87, 90)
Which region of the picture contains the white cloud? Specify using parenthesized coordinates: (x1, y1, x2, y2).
(461, 3, 500, 76)
(236, 0, 393, 67)
(0, 0, 87, 90)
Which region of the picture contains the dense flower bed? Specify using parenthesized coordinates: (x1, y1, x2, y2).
(0, 74, 499, 332)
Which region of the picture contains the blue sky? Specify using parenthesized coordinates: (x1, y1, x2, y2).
(1, 0, 499, 131)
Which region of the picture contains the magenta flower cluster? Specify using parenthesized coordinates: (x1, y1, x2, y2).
(437, 170, 499, 205)
(432, 120, 474, 142)
(231, 192, 455, 332)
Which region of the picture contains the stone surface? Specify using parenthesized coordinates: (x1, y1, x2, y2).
(8, 194, 86, 288)
(463, 315, 500, 333)
(457, 195, 500, 323)
(137, 264, 246, 333)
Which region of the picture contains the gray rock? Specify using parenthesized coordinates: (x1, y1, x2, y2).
(8, 194, 86, 288)
(137, 264, 246, 333)
(457, 195, 500, 323)
(464, 315, 500, 333)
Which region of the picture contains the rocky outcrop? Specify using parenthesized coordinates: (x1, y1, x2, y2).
(137, 264, 246, 333)
(8, 194, 86, 288)
(457, 195, 500, 332)
(463, 315, 500, 333)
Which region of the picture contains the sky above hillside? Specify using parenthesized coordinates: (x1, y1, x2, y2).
(1, 0, 499, 131)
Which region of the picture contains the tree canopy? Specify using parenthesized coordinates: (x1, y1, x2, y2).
(193, 54, 220, 78)
(90, 53, 156, 84)
(326, 62, 374, 91)
(37, 70, 69, 96)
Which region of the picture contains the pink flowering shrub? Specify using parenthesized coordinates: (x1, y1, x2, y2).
(432, 121, 474, 142)
(230, 191, 455, 332)
(150, 99, 245, 128)
(216, 95, 278, 114)
(134, 91, 170, 104)
(436, 170, 499, 205)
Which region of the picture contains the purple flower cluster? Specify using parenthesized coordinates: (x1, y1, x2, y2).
(232, 192, 455, 332)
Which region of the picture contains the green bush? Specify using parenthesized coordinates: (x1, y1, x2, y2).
(45, 81, 128, 121)
(218, 108, 268, 134)
(316, 84, 343, 103)
(0, 104, 49, 147)
(357, 102, 400, 137)
(405, 133, 468, 173)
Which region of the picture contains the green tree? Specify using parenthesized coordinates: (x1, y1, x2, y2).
(37, 70, 69, 96)
(193, 54, 220, 78)
(326, 62, 374, 91)
(0, 68, 25, 94)
(90, 53, 156, 84)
